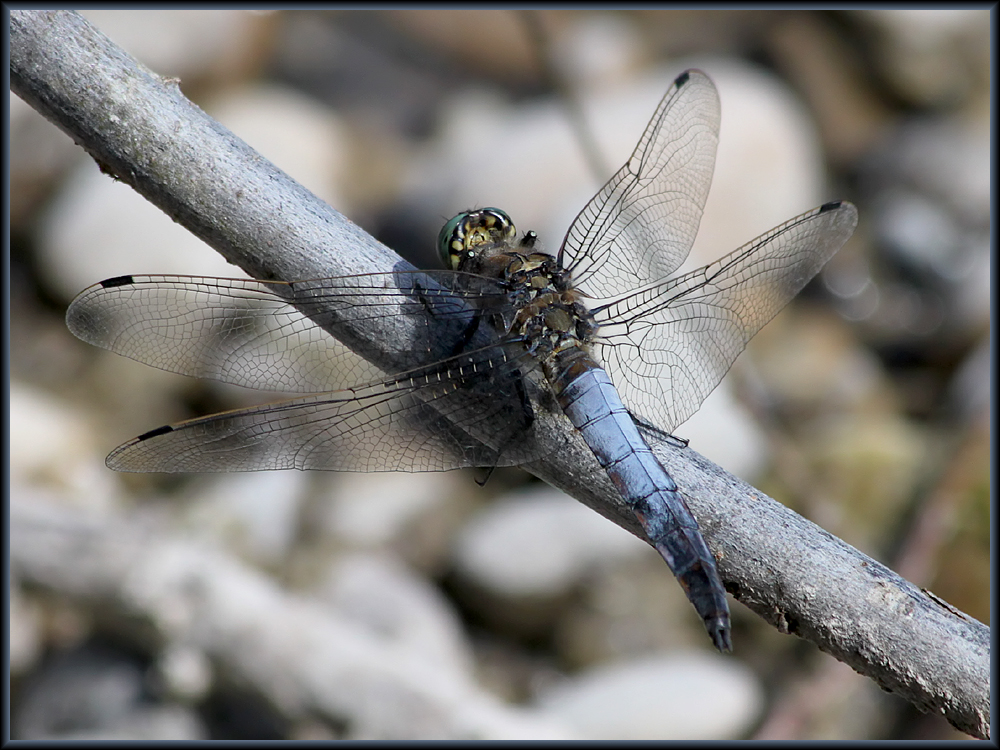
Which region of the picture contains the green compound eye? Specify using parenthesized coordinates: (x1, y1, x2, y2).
(437, 213, 466, 269)
(437, 208, 516, 270)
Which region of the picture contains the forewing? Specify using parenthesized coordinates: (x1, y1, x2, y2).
(559, 69, 720, 297)
(592, 202, 858, 432)
(107, 344, 541, 473)
(66, 273, 508, 393)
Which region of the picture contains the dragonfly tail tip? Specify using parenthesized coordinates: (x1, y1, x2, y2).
(708, 617, 733, 653)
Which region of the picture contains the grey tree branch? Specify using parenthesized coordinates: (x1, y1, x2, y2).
(9, 10, 988, 739)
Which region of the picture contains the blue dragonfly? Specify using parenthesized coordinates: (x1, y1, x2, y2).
(67, 70, 857, 651)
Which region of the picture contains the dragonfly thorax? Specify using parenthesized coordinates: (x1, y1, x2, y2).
(509, 272, 597, 353)
(440, 208, 600, 362)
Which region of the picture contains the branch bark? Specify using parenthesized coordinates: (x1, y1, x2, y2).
(10, 10, 989, 739)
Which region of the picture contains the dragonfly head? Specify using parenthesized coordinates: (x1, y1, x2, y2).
(438, 208, 517, 270)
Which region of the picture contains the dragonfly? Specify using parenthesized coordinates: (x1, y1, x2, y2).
(66, 69, 857, 652)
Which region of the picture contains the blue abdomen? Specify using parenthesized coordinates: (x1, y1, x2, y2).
(550, 351, 732, 651)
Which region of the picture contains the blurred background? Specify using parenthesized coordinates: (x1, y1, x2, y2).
(9, 9, 990, 740)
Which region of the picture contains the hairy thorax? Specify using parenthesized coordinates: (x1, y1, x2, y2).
(465, 245, 601, 387)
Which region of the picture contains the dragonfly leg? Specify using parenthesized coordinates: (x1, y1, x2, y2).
(633, 415, 689, 448)
(478, 369, 536, 486)
(447, 309, 485, 357)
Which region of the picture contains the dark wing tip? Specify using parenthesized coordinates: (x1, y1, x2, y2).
(817, 200, 859, 230)
(100, 275, 136, 289)
(136, 424, 174, 441)
(675, 69, 691, 87)
(106, 425, 174, 471)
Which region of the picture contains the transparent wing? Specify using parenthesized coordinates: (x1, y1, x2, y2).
(106, 340, 542, 473)
(66, 272, 511, 393)
(67, 272, 547, 473)
(592, 202, 858, 433)
(559, 69, 720, 297)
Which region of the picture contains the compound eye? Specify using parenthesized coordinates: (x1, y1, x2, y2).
(479, 208, 516, 244)
(437, 208, 517, 270)
(437, 213, 467, 269)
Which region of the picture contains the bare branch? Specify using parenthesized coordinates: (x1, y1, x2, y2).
(10, 10, 989, 739)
